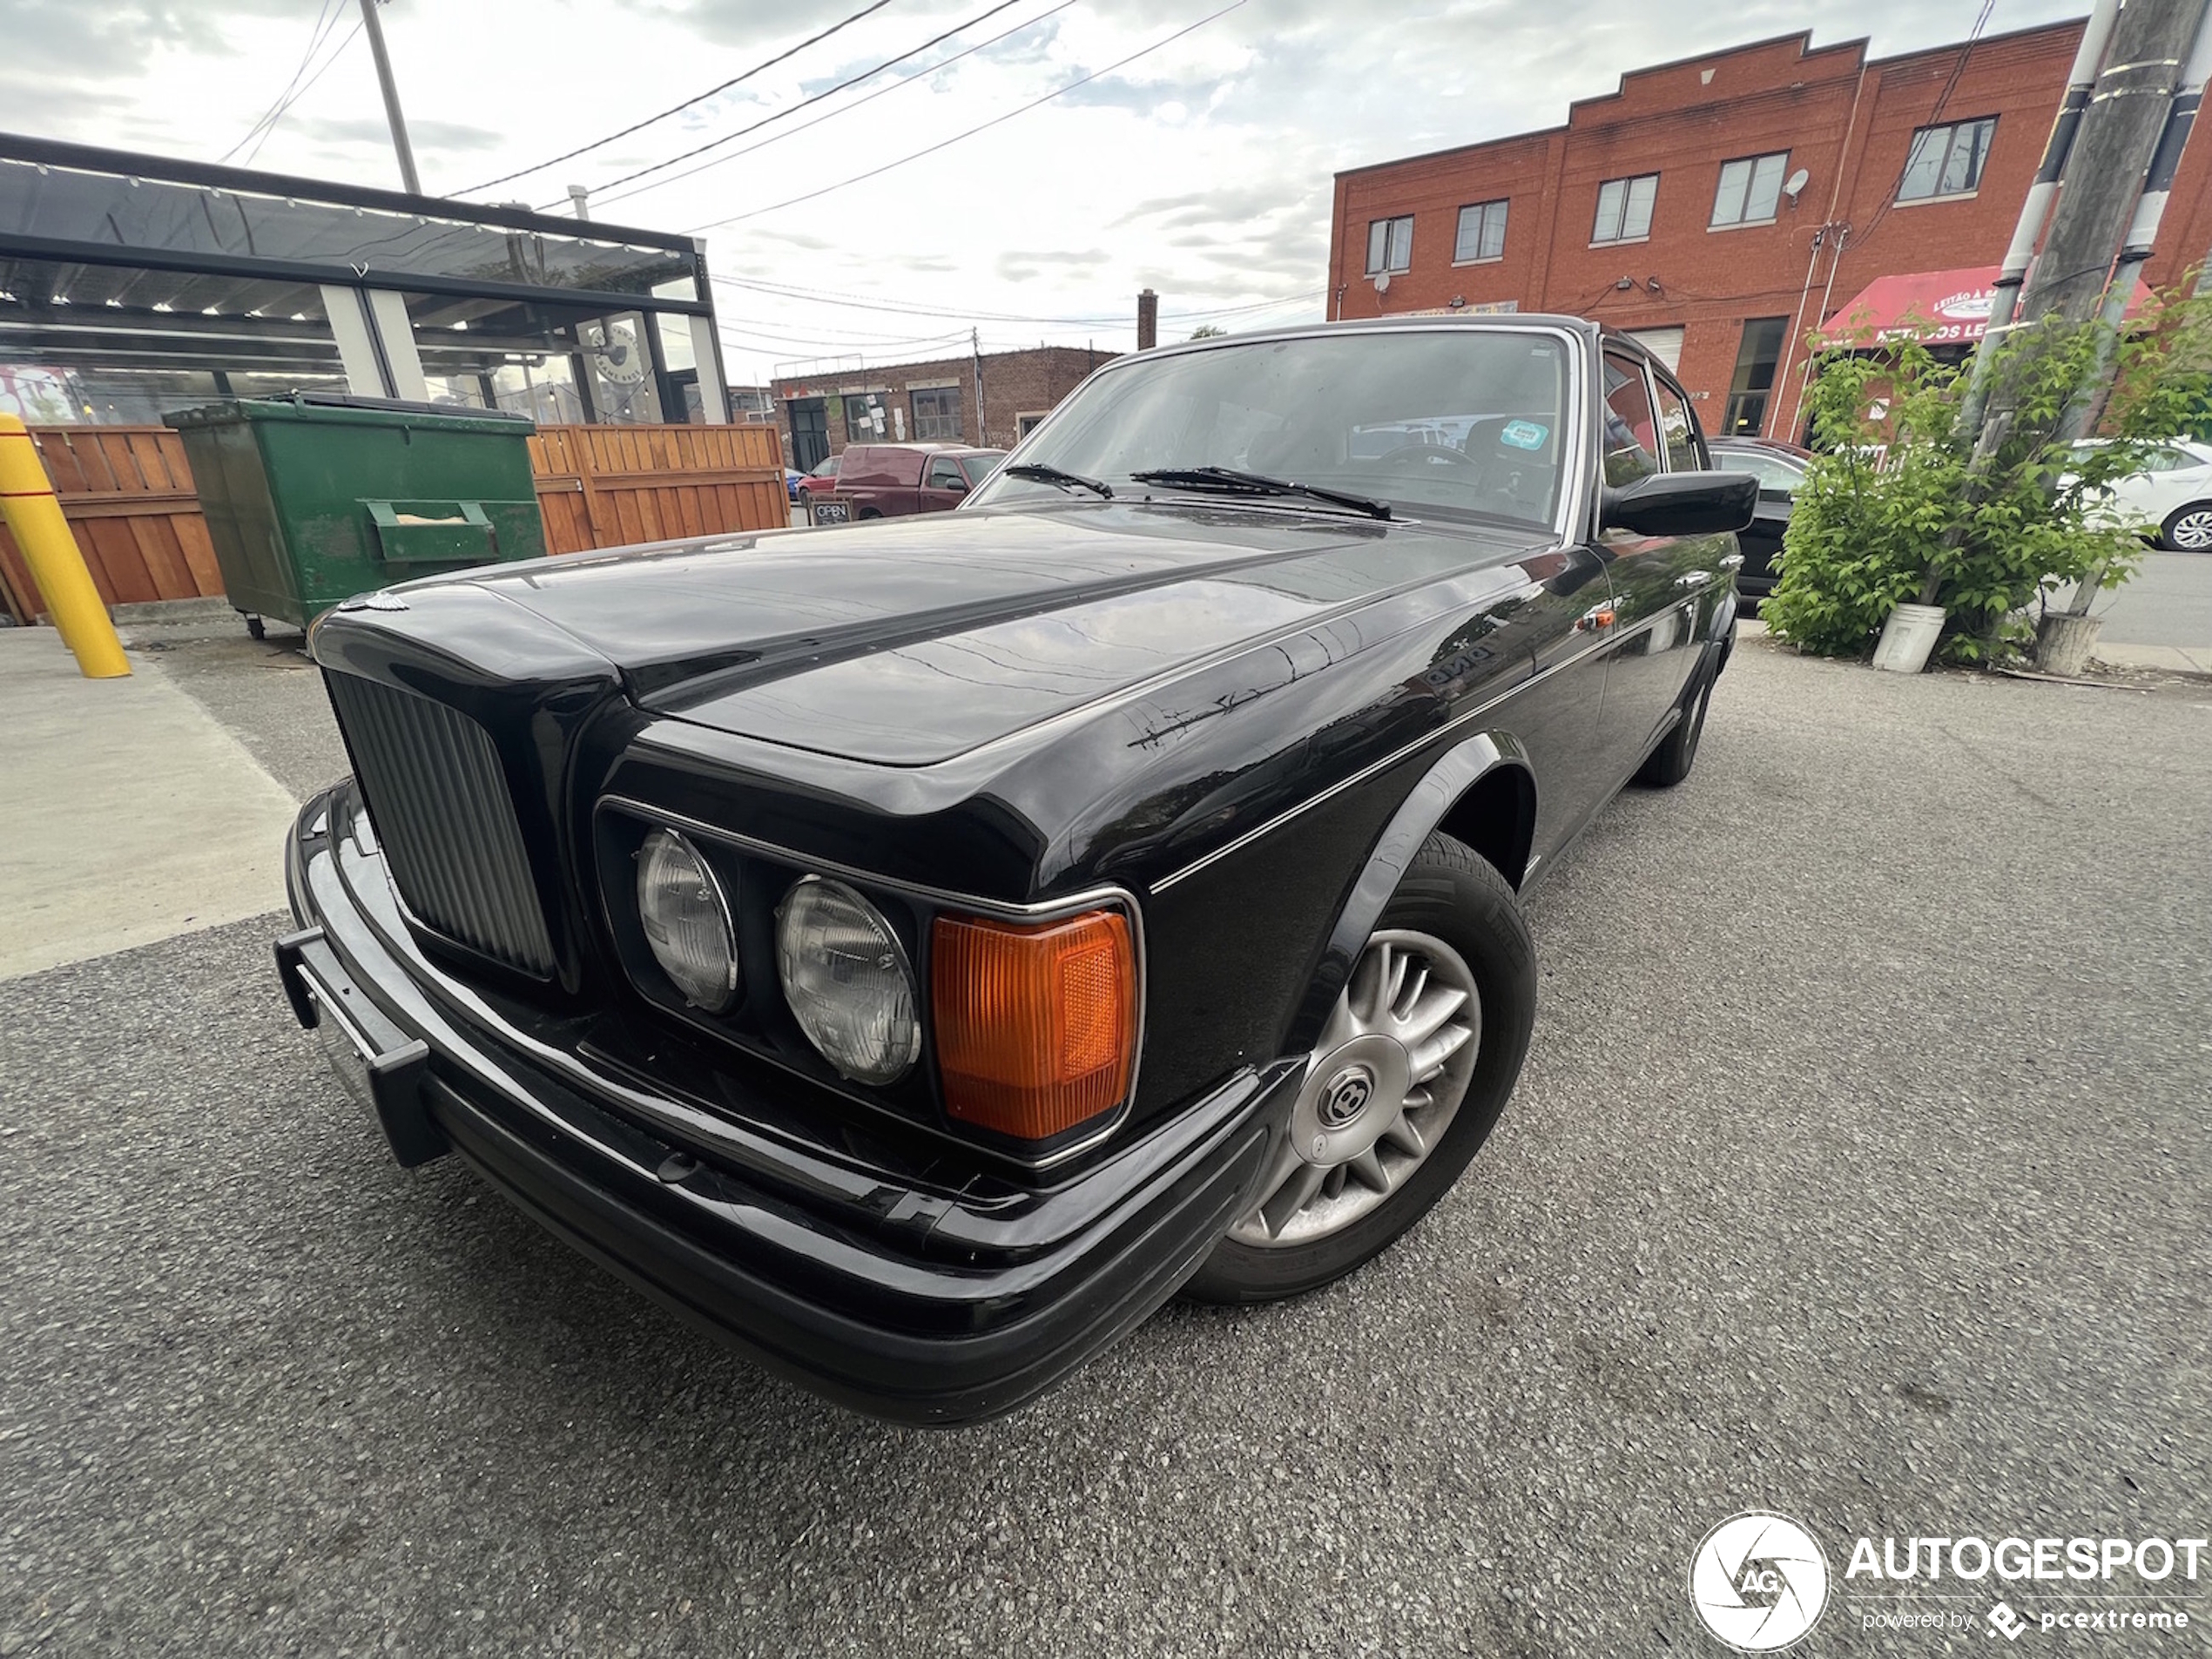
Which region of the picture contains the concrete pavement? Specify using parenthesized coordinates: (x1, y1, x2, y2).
(0, 626, 302, 979)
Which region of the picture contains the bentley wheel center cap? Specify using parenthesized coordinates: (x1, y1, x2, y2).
(1318, 1064, 1377, 1128)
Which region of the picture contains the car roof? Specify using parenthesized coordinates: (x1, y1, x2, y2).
(1710, 435, 1812, 459)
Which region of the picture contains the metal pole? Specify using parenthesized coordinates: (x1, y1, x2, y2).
(1783, 226, 1849, 442)
(972, 327, 982, 446)
(0, 416, 129, 678)
(357, 0, 421, 194)
(1956, 0, 2123, 434)
(1765, 226, 1831, 441)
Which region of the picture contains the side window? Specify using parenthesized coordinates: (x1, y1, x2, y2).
(927, 457, 968, 489)
(1653, 377, 1705, 471)
(1601, 353, 1662, 487)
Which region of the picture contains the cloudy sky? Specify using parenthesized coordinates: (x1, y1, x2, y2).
(8, 0, 2079, 384)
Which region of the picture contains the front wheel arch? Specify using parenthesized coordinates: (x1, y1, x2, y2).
(1280, 733, 1535, 1056)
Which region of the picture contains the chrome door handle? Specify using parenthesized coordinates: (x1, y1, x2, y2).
(1717, 552, 1745, 570)
(1675, 571, 1712, 590)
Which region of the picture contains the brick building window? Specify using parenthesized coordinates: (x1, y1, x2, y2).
(911, 386, 963, 441)
(1710, 152, 1789, 227)
(1723, 317, 1789, 435)
(1592, 174, 1658, 245)
(1453, 199, 1509, 263)
(1366, 215, 1413, 274)
(1898, 118, 1996, 202)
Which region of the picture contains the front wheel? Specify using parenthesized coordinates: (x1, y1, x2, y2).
(1184, 833, 1535, 1304)
(2160, 502, 2212, 552)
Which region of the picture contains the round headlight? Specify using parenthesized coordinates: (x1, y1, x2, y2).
(775, 878, 921, 1085)
(636, 829, 739, 1013)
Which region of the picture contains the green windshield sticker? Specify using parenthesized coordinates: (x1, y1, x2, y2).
(1501, 420, 1548, 450)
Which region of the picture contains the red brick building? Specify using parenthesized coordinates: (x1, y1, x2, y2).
(774, 345, 1112, 470)
(1327, 18, 2212, 442)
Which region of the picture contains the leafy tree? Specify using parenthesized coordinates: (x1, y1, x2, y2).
(1188, 325, 1228, 340)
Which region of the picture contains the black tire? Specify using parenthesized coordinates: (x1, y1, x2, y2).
(1183, 833, 1536, 1305)
(1633, 657, 1714, 788)
(2158, 501, 2212, 553)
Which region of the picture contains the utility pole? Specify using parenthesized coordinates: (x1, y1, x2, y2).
(1960, 0, 2206, 482)
(358, 0, 421, 195)
(1956, 0, 2121, 434)
(971, 327, 983, 446)
(2048, 4, 2212, 631)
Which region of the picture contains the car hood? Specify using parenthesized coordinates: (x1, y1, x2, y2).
(431, 503, 1554, 765)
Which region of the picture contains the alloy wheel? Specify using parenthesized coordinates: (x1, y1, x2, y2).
(1230, 929, 1482, 1248)
(2169, 508, 2212, 551)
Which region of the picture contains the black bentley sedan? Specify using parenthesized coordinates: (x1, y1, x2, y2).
(278, 317, 1752, 1423)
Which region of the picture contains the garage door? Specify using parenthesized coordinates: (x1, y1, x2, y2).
(1624, 327, 1684, 372)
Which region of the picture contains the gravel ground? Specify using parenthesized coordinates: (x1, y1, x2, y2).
(3, 635, 2208, 1657)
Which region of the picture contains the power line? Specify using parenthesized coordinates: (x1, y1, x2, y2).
(240, 14, 368, 168)
(574, 0, 1041, 208)
(456, 0, 900, 194)
(586, 0, 1078, 213)
(708, 271, 1320, 328)
(1849, 0, 1996, 253)
(221, 0, 341, 164)
(687, 0, 1250, 231)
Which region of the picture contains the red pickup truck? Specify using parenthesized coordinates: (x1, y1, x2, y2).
(830, 444, 1005, 519)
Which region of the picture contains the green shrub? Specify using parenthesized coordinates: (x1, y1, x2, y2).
(1763, 298, 2205, 664)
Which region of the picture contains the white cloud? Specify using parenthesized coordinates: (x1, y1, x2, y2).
(3, 0, 2083, 386)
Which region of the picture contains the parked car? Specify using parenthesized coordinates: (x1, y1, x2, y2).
(278, 318, 1753, 1423)
(834, 442, 1005, 518)
(1708, 436, 1811, 610)
(794, 453, 840, 499)
(2070, 438, 2212, 551)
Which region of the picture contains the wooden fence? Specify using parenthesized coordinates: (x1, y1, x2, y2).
(0, 428, 225, 624)
(0, 420, 787, 624)
(528, 422, 786, 555)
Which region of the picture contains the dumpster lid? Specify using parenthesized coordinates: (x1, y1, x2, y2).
(165, 393, 536, 435)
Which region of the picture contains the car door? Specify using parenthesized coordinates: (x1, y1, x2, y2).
(1589, 349, 1720, 785)
(922, 455, 971, 513)
(1714, 449, 1802, 603)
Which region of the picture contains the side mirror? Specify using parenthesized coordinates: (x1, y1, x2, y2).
(1601, 470, 1758, 537)
(942, 478, 968, 494)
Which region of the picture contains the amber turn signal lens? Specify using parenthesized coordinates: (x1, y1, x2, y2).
(931, 909, 1136, 1142)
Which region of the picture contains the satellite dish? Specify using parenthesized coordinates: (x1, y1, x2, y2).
(1782, 168, 1810, 201)
(1373, 271, 1392, 294)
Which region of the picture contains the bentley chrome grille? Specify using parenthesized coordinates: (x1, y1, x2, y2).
(323, 671, 556, 977)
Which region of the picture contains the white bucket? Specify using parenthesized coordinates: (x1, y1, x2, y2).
(1871, 602, 1946, 674)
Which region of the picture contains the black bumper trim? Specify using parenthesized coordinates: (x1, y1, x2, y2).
(281, 784, 1297, 1424)
(432, 1076, 1266, 1424)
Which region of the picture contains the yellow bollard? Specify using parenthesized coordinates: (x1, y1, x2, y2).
(0, 414, 129, 678)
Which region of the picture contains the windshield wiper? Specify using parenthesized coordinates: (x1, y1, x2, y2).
(1127, 465, 1391, 522)
(1001, 462, 1114, 499)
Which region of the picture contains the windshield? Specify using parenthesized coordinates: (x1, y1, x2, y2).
(970, 328, 1573, 529)
(961, 451, 1006, 486)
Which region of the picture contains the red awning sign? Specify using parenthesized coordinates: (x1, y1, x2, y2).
(1818, 264, 2152, 346)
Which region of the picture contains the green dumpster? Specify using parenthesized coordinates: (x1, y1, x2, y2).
(164, 393, 545, 637)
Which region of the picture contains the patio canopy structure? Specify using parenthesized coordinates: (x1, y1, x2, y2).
(0, 133, 730, 427)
